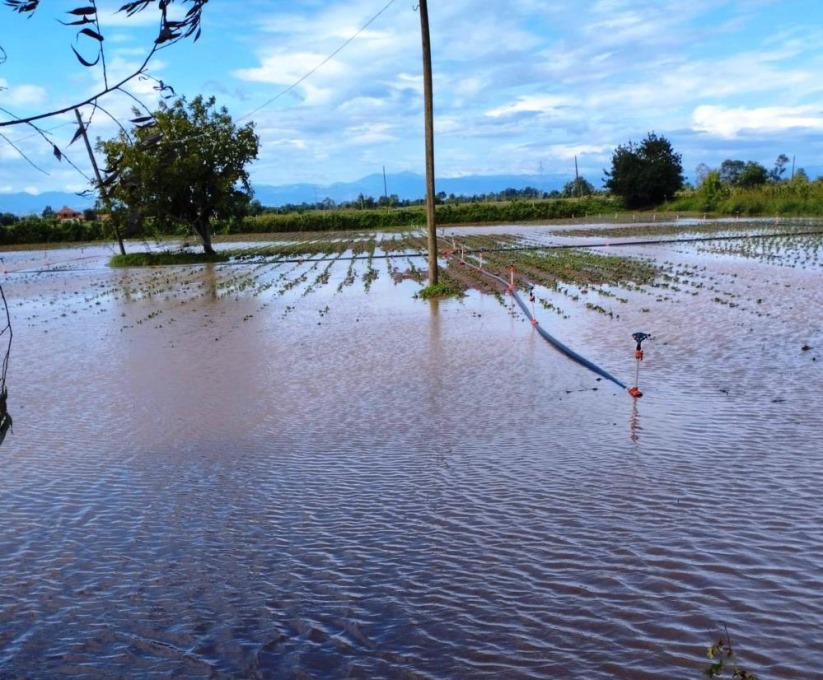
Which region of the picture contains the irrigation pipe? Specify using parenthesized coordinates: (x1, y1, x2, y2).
(4, 226, 820, 275)
(440, 227, 823, 256)
(454, 254, 629, 391)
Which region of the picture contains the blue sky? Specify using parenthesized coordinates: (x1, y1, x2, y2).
(1, 0, 822, 197)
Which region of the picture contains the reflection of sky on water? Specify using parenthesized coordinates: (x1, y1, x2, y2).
(0, 229, 821, 678)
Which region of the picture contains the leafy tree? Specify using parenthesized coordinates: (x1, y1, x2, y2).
(378, 194, 399, 208)
(41, 205, 55, 219)
(99, 95, 259, 254)
(356, 193, 377, 210)
(698, 169, 727, 209)
(770, 153, 790, 182)
(791, 167, 810, 183)
(694, 163, 711, 187)
(603, 132, 684, 208)
(563, 176, 595, 197)
(737, 161, 769, 188)
(719, 160, 746, 186)
(1, 1, 212, 258)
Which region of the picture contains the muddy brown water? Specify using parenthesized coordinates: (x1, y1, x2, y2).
(1, 226, 822, 678)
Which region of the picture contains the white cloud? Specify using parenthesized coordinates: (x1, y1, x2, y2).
(486, 95, 573, 119)
(3, 0, 823, 193)
(94, 0, 190, 28)
(549, 144, 613, 161)
(692, 105, 823, 138)
(1, 83, 49, 108)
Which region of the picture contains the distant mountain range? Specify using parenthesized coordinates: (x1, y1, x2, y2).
(252, 171, 569, 207)
(0, 171, 570, 216)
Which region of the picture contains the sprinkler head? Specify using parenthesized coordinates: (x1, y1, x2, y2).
(632, 331, 651, 351)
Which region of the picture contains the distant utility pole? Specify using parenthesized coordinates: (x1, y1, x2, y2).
(382, 165, 389, 213)
(538, 160, 544, 198)
(574, 155, 580, 197)
(418, 0, 438, 286)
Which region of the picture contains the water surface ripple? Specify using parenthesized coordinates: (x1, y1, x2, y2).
(1, 237, 821, 678)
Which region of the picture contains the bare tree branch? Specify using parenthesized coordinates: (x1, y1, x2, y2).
(0, 0, 207, 129)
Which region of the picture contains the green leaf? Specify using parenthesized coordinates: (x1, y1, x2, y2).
(69, 122, 86, 146)
(79, 27, 104, 42)
(71, 44, 100, 67)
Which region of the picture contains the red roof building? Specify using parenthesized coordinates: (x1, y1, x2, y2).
(56, 206, 84, 221)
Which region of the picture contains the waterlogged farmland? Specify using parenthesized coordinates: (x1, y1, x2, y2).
(1, 219, 822, 678)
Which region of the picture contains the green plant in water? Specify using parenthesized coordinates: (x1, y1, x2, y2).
(111, 251, 229, 267)
(704, 627, 758, 679)
(417, 282, 462, 299)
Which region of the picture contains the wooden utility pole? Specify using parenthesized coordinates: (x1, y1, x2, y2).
(382, 165, 390, 213)
(418, 0, 438, 286)
(74, 108, 126, 255)
(574, 155, 580, 197)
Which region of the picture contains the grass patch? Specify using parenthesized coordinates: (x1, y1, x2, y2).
(110, 251, 231, 267)
(509, 248, 656, 287)
(416, 282, 464, 299)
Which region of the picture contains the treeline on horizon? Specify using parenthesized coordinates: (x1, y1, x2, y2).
(2, 177, 823, 247)
(664, 167, 823, 215)
(0, 193, 615, 245)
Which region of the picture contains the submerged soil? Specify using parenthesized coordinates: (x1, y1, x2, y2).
(0, 219, 821, 679)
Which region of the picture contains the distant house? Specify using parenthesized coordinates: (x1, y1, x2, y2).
(56, 206, 84, 221)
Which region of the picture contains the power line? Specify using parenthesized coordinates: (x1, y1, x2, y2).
(1, 0, 404, 190)
(237, 0, 402, 123)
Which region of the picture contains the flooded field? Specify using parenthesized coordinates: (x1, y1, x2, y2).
(1, 221, 821, 678)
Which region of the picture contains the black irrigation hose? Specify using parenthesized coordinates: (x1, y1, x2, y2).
(446, 227, 823, 255)
(457, 257, 629, 390)
(222, 226, 823, 263)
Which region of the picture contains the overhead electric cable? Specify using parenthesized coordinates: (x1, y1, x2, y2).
(238, 0, 402, 123)
(1, 0, 403, 185)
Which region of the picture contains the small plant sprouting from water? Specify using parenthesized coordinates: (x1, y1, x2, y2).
(703, 627, 758, 679)
(416, 282, 462, 300)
